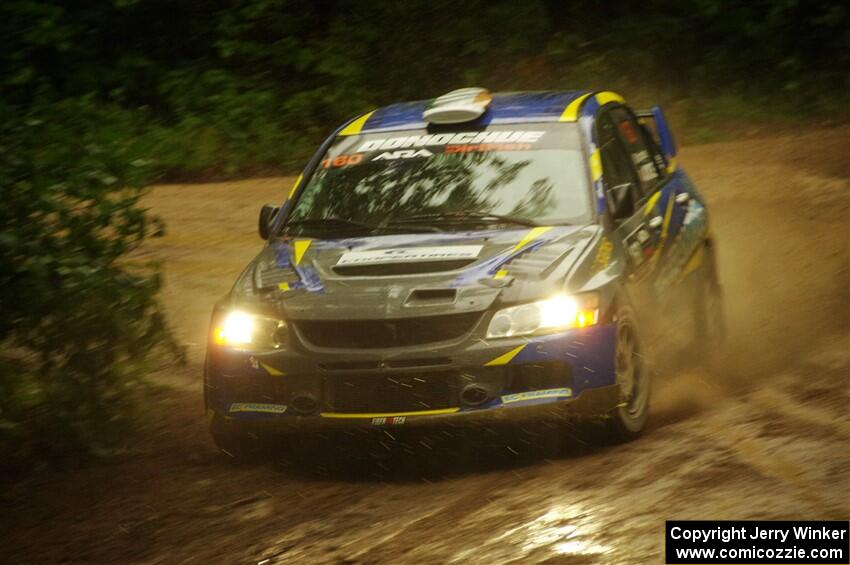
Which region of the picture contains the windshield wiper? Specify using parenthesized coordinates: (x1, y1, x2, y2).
(286, 218, 377, 231)
(385, 211, 540, 228)
(284, 217, 441, 234)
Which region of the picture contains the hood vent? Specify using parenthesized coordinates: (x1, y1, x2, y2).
(503, 244, 573, 278)
(333, 259, 475, 277)
(258, 266, 296, 289)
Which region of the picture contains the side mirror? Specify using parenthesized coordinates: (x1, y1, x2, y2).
(258, 204, 279, 240)
(608, 183, 635, 220)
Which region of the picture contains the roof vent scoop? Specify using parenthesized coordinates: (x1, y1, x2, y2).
(423, 87, 492, 124)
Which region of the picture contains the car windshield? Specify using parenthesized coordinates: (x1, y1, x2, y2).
(285, 123, 591, 233)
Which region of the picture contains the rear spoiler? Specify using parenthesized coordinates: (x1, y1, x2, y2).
(635, 105, 677, 160)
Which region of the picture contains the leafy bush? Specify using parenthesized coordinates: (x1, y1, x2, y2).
(0, 98, 181, 468)
(3, 1, 848, 179)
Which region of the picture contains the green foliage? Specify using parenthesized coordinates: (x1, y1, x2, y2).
(4, 0, 847, 178)
(0, 97, 181, 467)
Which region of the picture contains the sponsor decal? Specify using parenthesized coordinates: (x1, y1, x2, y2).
(372, 149, 433, 161)
(356, 130, 545, 152)
(501, 388, 572, 404)
(444, 143, 532, 153)
(627, 149, 660, 184)
(654, 198, 707, 292)
(228, 403, 288, 415)
(336, 245, 482, 266)
(371, 416, 406, 426)
(631, 149, 650, 165)
(637, 161, 659, 183)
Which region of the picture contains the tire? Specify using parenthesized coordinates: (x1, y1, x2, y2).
(605, 304, 650, 442)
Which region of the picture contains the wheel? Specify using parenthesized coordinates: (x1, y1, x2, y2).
(605, 304, 650, 442)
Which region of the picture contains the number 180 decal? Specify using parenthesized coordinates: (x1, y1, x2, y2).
(320, 154, 363, 168)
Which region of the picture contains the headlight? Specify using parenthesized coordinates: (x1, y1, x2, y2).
(213, 310, 287, 349)
(486, 294, 598, 339)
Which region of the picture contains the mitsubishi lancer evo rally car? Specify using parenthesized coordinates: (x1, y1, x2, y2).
(204, 88, 724, 454)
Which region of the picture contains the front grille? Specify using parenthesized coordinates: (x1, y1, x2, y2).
(294, 312, 481, 348)
(326, 372, 457, 413)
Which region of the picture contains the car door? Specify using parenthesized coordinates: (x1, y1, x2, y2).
(614, 105, 708, 295)
(598, 104, 700, 299)
(596, 109, 659, 285)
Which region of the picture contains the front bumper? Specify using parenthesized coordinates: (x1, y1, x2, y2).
(211, 385, 620, 435)
(205, 323, 618, 429)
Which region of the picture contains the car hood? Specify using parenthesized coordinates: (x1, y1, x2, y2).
(243, 225, 602, 320)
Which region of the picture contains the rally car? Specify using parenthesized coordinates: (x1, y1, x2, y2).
(204, 88, 724, 455)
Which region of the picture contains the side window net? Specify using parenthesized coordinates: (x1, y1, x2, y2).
(610, 108, 661, 195)
(597, 113, 639, 219)
(601, 144, 636, 218)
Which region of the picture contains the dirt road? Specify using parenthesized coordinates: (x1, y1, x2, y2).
(2, 128, 848, 564)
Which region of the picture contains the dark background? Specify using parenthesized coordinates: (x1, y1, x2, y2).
(3, 0, 848, 177)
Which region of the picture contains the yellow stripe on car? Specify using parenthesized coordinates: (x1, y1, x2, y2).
(512, 226, 552, 252)
(592, 237, 613, 270)
(666, 156, 678, 173)
(260, 362, 285, 376)
(660, 195, 675, 240)
(485, 344, 526, 366)
(643, 191, 662, 215)
(589, 149, 602, 181)
(320, 407, 460, 419)
(559, 92, 593, 122)
(287, 173, 303, 199)
(595, 91, 625, 106)
(292, 239, 312, 265)
(338, 110, 376, 136)
(494, 269, 508, 279)
(677, 245, 705, 282)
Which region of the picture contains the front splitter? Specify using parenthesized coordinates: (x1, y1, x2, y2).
(215, 385, 619, 433)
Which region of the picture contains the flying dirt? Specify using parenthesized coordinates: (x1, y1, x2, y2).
(1, 127, 847, 564)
